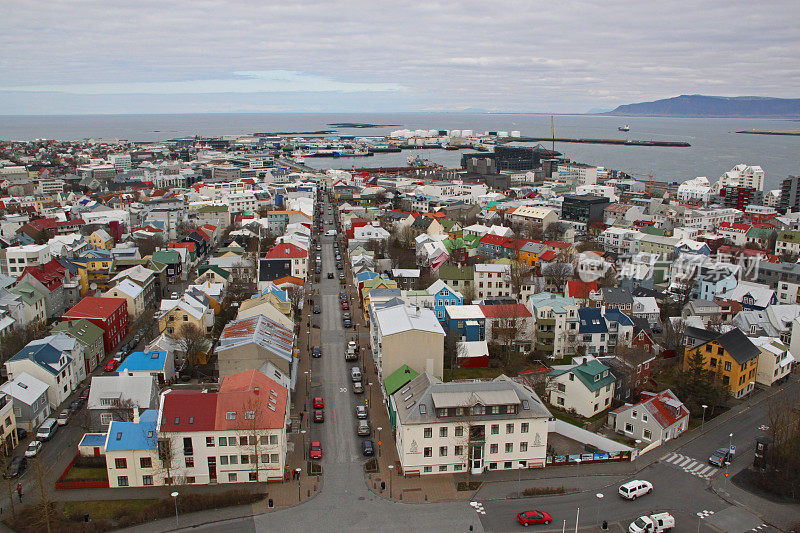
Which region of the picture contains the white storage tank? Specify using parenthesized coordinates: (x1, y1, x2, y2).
(450, 129, 462, 137)
(498, 131, 509, 137)
(414, 129, 427, 137)
(427, 129, 438, 137)
(462, 129, 474, 137)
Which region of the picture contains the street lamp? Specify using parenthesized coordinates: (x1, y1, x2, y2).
(387, 464, 394, 499)
(701, 404, 708, 429)
(517, 462, 525, 498)
(171, 491, 179, 529)
(301, 430, 307, 460)
(595, 493, 604, 526)
(574, 458, 581, 491)
(368, 381, 373, 408)
(725, 433, 733, 491)
(376, 426, 382, 458)
(304, 371, 310, 411)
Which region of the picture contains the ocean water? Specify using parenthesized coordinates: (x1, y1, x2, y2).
(1, 112, 797, 190)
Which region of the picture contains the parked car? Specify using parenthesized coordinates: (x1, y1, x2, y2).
(104, 359, 120, 372)
(517, 510, 552, 526)
(339, 273, 345, 280)
(357, 420, 371, 436)
(36, 419, 58, 441)
(343, 318, 352, 328)
(313, 304, 321, 314)
(342, 311, 351, 320)
(79, 388, 90, 401)
(309, 441, 323, 459)
(355, 405, 367, 419)
(4, 456, 26, 479)
(312, 346, 322, 358)
(708, 447, 734, 467)
(352, 381, 364, 394)
(628, 513, 675, 533)
(69, 399, 84, 413)
(313, 397, 324, 409)
(341, 301, 349, 310)
(313, 410, 324, 423)
(171, 292, 178, 299)
(16, 428, 27, 440)
(350, 367, 362, 381)
(361, 440, 374, 456)
(56, 409, 70, 426)
(619, 480, 653, 500)
(24, 441, 42, 458)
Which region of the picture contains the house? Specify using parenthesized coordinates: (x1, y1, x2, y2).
(565, 280, 600, 307)
(750, 337, 794, 387)
(51, 318, 105, 374)
(506, 206, 558, 231)
(443, 305, 486, 342)
(103, 409, 161, 488)
(158, 290, 215, 338)
(0, 394, 17, 456)
(215, 314, 295, 381)
(410, 216, 444, 236)
(88, 229, 114, 250)
(548, 359, 616, 418)
(437, 265, 474, 296)
(527, 293, 580, 359)
(389, 373, 550, 476)
(683, 328, 759, 398)
(608, 390, 689, 443)
(63, 296, 129, 354)
(720, 280, 777, 311)
(0, 372, 50, 431)
(117, 350, 176, 385)
(5, 337, 81, 408)
(630, 318, 659, 355)
(10, 281, 47, 325)
(103, 279, 146, 319)
(87, 374, 159, 431)
(424, 279, 463, 322)
(17, 258, 72, 318)
(775, 230, 800, 257)
(599, 287, 633, 312)
(108, 265, 158, 310)
(370, 303, 445, 381)
(631, 297, 660, 328)
(151, 249, 183, 283)
(479, 303, 534, 352)
(261, 243, 308, 280)
(474, 264, 511, 300)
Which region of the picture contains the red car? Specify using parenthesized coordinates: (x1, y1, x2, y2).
(341, 301, 349, 310)
(313, 410, 324, 423)
(309, 441, 322, 459)
(104, 360, 120, 372)
(313, 397, 324, 409)
(517, 511, 552, 526)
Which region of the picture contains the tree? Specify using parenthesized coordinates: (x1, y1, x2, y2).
(576, 239, 603, 253)
(176, 323, 209, 376)
(673, 348, 728, 417)
(543, 222, 568, 242)
(756, 392, 800, 499)
(489, 306, 524, 370)
(443, 330, 468, 370)
(0, 322, 48, 366)
(288, 286, 304, 317)
(461, 283, 476, 305)
(595, 264, 618, 288)
(508, 262, 534, 303)
(235, 395, 274, 485)
(136, 233, 163, 256)
(542, 262, 572, 293)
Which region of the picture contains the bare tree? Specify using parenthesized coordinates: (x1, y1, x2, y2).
(508, 262, 534, 303)
(461, 283, 476, 305)
(136, 233, 163, 257)
(176, 323, 209, 375)
(543, 222, 568, 241)
(489, 306, 524, 370)
(542, 262, 572, 293)
(234, 395, 273, 484)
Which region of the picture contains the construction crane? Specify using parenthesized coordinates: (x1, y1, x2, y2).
(627, 170, 655, 197)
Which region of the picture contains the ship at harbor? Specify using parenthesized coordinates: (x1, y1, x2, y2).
(618, 125, 630, 132)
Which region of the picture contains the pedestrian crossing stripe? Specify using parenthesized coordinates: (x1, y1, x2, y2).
(470, 502, 486, 515)
(696, 510, 715, 518)
(660, 452, 717, 479)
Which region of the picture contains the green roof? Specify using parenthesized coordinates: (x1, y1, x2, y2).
(384, 365, 420, 395)
(11, 282, 46, 305)
(746, 226, 774, 239)
(639, 226, 668, 236)
(151, 250, 181, 265)
(52, 318, 104, 346)
(550, 360, 616, 392)
(198, 264, 231, 279)
(197, 205, 229, 213)
(440, 220, 460, 232)
(443, 238, 465, 253)
(438, 265, 474, 281)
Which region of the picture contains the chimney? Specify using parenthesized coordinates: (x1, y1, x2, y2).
(132, 407, 140, 424)
(254, 386, 260, 395)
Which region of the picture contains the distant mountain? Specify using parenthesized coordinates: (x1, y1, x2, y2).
(585, 107, 614, 114)
(606, 94, 800, 118)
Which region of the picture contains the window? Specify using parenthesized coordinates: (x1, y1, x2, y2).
(490, 444, 498, 454)
(490, 406, 500, 414)
(114, 458, 127, 469)
(439, 446, 448, 457)
(504, 461, 513, 469)
(241, 455, 249, 464)
(228, 473, 237, 482)
(206, 437, 215, 447)
(424, 427, 432, 438)
(423, 447, 432, 457)
(271, 453, 279, 463)
(226, 412, 236, 420)
(187, 476, 195, 484)
(489, 462, 498, 470)
(219, 437, 227, 446)
(632, 410, 637, 419)
(455, 445, 464, 456)
(143, 475, 153, 486)
(505, 443, 513, 453)
(439, 465, 448, 472)
(245, 411, 255, 420)
(643, 429, 652, 440)
(185, 457, 194, 468)
(140, 457, 152, 468)
(520, 442, 528, 452)
(454, 464, 463, 471)
(439, 427, 448, 438)
(454, 426, 463, 437)
(642, 414, 648, 423)
(240, 436, 248, 446)
(491, 424, 499, 435)
(101, 413, 113, 426)
(423, 466, 432, 473)
(269, 435, 278, 445)
(569, 374, 574, 381)
(117, 476, 129, 487)
(557, 397, 564, 406)
(724, 361, 732, 371)
(506, 423, 514, 434)
(521, 423, 529, 433)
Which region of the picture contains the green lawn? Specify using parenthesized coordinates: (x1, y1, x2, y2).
(63, 499, 156, 520)
(550, 407, 609, 427)
(63, 466, 108, 482)
(444, 367, 504, 381)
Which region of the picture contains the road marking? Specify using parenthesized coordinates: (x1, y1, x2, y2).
(758, 425, 770, 431)
(661, 452, 677, 462)
(469, 501, 486, 515)
(688, 463, 705, 473)
(697, 510, 715, 518)
(696, 466, 714, 477)
(678, 457, 693, 467)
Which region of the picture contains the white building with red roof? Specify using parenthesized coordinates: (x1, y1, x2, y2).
(607, 389, 689, 444)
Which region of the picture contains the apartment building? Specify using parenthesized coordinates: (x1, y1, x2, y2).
(683, 328, 759, 399)
(5, 244, 52, 276)
(474, 264, 511, 300)
(527, 293, 579, 359)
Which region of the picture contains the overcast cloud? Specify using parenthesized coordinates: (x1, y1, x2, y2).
(0, 0, 798, 114)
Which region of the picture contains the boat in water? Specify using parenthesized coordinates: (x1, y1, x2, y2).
(618, 125, 630, 132)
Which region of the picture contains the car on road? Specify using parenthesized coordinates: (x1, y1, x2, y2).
(342, 311, 351, 320)
(24, 441, 42, 458)
(352, 381, 364, 394)
(336, 263, 343, 270)
(343, 318, 352, 328)
(79, 388, 90, 401)
(171, 292, 179, 299)
(517, 510, 552, 526)
(313, 397, 324, 409)
(341, 301, 349, 310)
(315, 266, 321, 274)
(339, 273, 345, 280)
(348, 340, 359, 353)
(104, 359, 121, 372)
(4, 456, 26, 479)
(355, 405, 367, 419)
(316, 244, 321, 251)
(350, 367, 362, 381)
(309, 441, 323, 459)
(57, 409, 70, 426)
(313, 410, 324, 423)
(69, 399, 84, 413)
(327, 272, 334, 279)
(708, 447, 734, 467)
(313, 304, 321, 314)
(619, 480, 653, 500)
(361, 440, 374, 456)
(312, 346, 322, 358)
(357, 420, 371, 436)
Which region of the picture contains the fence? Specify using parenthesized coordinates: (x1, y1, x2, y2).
(546, 450, 633, 466)
(54, 453, 110, 490)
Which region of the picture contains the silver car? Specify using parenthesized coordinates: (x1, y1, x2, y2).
(357, 420, 371, 436)
(355, 405, 367, 419)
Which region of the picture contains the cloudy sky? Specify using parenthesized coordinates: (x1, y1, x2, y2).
(1, 0, 798, 114)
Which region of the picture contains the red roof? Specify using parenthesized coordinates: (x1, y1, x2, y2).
(216, 370, 288, 430)
(272, 275, 305, 287)
(19, 259, 67, 291)
(160, 390, 218, 432)
(539, 250, 557, 261)
(169, 242, 196, 253)
(567, 280, 598, 299)
(638, 390, 689, 429)
(191, 228, 210, 242)
(63, 296, 126, 320)
(132, 225, 163, 233)
(28, 218, 85, 231)
(263, 242, 307, 260)
(478, 303, 532, 319)
(479, 234, 524, 249)
(718, 222, 752, 232)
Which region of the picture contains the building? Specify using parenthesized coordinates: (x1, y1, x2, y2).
(216, 314, 295, 381)
(51, 318, 105, 374)
(63, 296, 129, 355)
(117, 350, 176, 385)
(103, 279, 146, 319)
(5, 339, 81, 408)
(682, 328, 759, 398)
(527, 293, 579, 359)
(608, 390, 689, 443)
(261, 243, 308, 280)
(473, 264, 511, 300)
(561, 195, 611, 226)
(548, 359, 616, 418)
(5, 244, 52, 276)
(0, 372, 49, 432)
(390, 373, 550, 476)
(750, 337, 794, 387)
(0, 393, 17, 457)
(779, 175, 800, 214)
(87, 374, 159, 431)
(158, 290, 215, 337)
(371, 303, 445, 381)
(717, 164, 764, 192)
(88, 229, 115, 250)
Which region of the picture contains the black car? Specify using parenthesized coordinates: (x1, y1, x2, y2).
(4, 456, 26, 479)
(361, 440, 375, 456)
(313, 305, 321, 314)
(343, 318, 352, 328)
(336, 263, 343, 270)
(327, 272, 334, 279)
(312, 346, 322, 358)
(69, 398, 85, 412)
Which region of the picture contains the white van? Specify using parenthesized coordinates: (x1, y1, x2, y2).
(351, 367, 362, 382)
(619, 480, 653, 500)
(37, 418, 58, 441)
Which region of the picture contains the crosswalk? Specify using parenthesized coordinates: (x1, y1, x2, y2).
(660, 452, 719, 479)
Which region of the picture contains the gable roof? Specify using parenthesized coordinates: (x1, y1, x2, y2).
(384, 365, 421, 396)
(105, 409, 158, 452)
(550, 359, 615, 392)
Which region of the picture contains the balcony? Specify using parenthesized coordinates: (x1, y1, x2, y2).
(538, 318, 556, 326)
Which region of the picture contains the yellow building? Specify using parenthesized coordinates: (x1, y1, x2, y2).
(683, 328, 759, 398)
(88, 229, 115, 250)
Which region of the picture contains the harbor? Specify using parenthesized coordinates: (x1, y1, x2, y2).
(500, 136, 691, 147)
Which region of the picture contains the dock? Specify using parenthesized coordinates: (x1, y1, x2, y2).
(499, 137, 691, 147)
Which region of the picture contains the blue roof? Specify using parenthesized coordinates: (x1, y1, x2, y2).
(604, 308, 634, 326)
(105, 410, 158, 452)
(117, 351, 168, 373)
(80, 433, 108, 447)
(356, 271, 379, 283)
(578, 307, 608, 334)
(9, 344, 65, 375)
